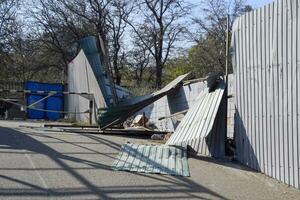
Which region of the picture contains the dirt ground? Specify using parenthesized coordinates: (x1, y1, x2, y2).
(0, 120, 300, 200)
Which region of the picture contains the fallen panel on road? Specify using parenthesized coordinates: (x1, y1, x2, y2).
(112, 143, 190, 177)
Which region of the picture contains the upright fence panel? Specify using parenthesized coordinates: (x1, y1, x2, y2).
(232, 0, 300, 188)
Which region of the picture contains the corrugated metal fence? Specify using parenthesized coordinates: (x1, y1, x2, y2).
(166, 80, 226, 158)
(139, 75, 235, 139)
(232, 0, 300, 188)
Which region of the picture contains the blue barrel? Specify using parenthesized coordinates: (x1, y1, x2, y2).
(46, 96, 63, 120)
(27, 94, 45, 119)
(25, 81, 64, 120)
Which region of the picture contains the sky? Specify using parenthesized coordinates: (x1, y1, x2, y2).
(247, 0, 275, 8)
(188, 0, 275, 9)
(176, 0, 275, 49)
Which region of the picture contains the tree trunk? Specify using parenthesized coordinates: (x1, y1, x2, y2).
(155, 60, 163, 88)
(113, 57, 121, 85)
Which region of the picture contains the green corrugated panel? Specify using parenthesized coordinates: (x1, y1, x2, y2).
(112, 144, 190, 177)
(98, 73, 190, 129)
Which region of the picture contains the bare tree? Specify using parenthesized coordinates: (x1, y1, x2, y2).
(0, 0, 19, 79)
(188, 0, 252, 75)
(57, 0, 110, 50)
(0, 0, 18, 44)
(52, 0, 132, 86)
(126, 36, 151, 85)
(29, 0, 74, 80)
(28, 0, 99, 82)
(107, 0, 132, 85)
(192, 0, 249, 42)
(124, 0, 191, 88)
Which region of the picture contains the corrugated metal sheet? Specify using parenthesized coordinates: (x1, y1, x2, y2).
(139, 80, 208, 132)
(139, 74, 234, 133)
(98, 73, 190, 129)
(227, 75, 235, 138)
(114, 85, 131, 101)
(166, 80, 226, 157)
(68, 50, 106, 123)
(79, 36, 112, 107)
(232, 0, 300, 188)
(112, 143, 190, 176)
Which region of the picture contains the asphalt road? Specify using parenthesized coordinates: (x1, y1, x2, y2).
(0, 120, 300, 200)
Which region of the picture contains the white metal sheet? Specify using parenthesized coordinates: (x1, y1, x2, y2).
(232, 0, 300, 189)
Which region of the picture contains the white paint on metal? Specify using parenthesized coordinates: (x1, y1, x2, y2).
(232, 0, 300, 189)
(166, 81, 226, 157)
(68, 50, 106, 123)
(140, 75, 234, 135)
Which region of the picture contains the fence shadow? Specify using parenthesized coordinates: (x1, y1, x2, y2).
(0, 126, 230, 199)
(234, 109, 261, 172)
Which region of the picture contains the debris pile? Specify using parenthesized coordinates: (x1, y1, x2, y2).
(112, 77, 226, 176)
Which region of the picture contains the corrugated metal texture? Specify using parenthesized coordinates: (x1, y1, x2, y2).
(79, 36, 112, 107)
(232, 0, 300, 188)
(139, 74, 234, 134)
(227, 75, 235, 138)
(114, 85, 131, 101)
(140, 80, 207, 132)
(68, 50, 106, 123)
(112, 143, 190, 176)
(166, 80, 226, 158)
(97, 73, 189, 129)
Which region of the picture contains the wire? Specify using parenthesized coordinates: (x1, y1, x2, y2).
(0, 98, 89, 115)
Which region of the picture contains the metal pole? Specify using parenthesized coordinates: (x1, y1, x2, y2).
(224, 15, 230, 148)
(89, 95, 94, 125)
(225, 15, 230, 82)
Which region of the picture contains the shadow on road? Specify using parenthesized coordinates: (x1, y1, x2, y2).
(0, 126, 229, 199)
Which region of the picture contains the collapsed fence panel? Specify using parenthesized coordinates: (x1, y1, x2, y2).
(112, 143, 190, 177)
(79, 36, 113, 107)
(97, 73, 190, 129)
(166, 80, 226, 158)
(138, 74, 235, 135)
(232, 0, 300, 189)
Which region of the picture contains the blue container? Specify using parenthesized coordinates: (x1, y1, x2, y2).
(27, 94, 45, 119)
(25, 82, 64, 120)
(46, 97, 63, 120)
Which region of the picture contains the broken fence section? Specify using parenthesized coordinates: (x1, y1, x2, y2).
(98, 73, 190, 129)
(112, 143, 190, 177)
(166, 79, 226, 157)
